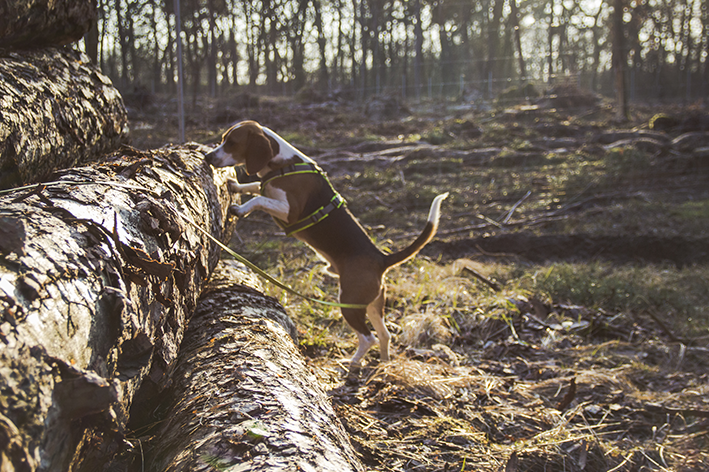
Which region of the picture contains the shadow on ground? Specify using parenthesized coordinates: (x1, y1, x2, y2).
(425, 233, 709, 267)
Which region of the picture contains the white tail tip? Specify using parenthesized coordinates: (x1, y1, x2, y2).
(427, 192, 449, 224)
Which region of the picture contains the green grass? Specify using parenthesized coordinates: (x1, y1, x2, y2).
(255, 252, 709, 354)
(673, 200, 709, 220)
(519, 262, 709, 337)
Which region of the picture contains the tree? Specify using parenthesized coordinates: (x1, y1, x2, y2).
(612, 0, 629, 120)
(510, 0, 527, 80)
(312, 0, 330, 86)
(486, 0, 505, 95)
(413, 0, 423, 98)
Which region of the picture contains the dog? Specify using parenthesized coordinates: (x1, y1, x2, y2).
(205, 120, 448, 368)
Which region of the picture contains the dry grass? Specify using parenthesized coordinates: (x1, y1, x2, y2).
(249, 253, 709, 471)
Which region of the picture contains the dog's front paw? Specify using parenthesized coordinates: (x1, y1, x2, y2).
(227, 178, 242, 194)
(229, 204, 247, 218)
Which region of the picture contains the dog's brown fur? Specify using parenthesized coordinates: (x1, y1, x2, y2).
(205, 121, 447, 367)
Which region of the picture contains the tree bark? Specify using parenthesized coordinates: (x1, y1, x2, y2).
(143, 260, 365, 472)
(0, 145, 236, 471)
(0, 0, 96, 50)
(0, 47, 129, 190)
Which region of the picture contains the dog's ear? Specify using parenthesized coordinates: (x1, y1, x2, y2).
(244, 129, 273, 175)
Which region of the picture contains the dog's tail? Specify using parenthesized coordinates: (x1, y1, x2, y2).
(383, 193, 448, 269)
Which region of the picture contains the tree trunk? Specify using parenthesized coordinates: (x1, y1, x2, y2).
(359, 0, 369, 99)
(313, 0, 330, 87)
(0, 0, 96, 50)
(413, 0, 423, 99)
(612, 0, 629, 120)
(486, 0, 504, 96)
(84, 21, 99, 63)
(509, 0, 527, 81)
(114, 0, 129, 88)
(548, 0, 555, 78)
(207, 0, 218, 98)
(0, 145, 236, 472)
(142, 260, 364, 472)
(0, 47, 129, 190)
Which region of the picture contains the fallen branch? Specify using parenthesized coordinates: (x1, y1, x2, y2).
(435, 214, 570, 238)
(645, 403, 709, 419)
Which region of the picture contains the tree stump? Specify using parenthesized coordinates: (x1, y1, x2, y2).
(0, 145, 235, 471)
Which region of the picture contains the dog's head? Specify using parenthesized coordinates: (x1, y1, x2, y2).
(205, 120, 278, 175)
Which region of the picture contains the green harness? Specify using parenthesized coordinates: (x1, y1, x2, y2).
(260, 162, 345, 237)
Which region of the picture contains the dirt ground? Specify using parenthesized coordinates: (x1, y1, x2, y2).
(129, 92, 709, 471)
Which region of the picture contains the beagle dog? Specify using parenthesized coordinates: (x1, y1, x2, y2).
(205, 120, 447, 368)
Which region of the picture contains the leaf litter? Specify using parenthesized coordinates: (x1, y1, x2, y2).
(309, 297, 708, 471)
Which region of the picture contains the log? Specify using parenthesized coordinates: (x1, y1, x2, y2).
(142, 260, 364, 472)
(0, 144, 235, 471)
(0, 0, 96, 50)
(0, 47, 129, 190)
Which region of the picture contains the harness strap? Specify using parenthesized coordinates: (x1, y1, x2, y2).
(260, 162, 345, 237)
(282, 193, 344, 237)
(260, 162, 322, 193)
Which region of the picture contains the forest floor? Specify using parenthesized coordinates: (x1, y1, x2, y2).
(129, 90, 709, 471)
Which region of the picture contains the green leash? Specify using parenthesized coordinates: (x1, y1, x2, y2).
(173, 205, 368, 309)
(1, 179, 367, 309)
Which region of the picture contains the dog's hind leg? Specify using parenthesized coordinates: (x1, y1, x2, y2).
(341, 306, 376, 367)
(342, 302, 377, 368)
(367, 288, 390, 362)
(351, 330, 377, 368)
(339, 274, 381, 367)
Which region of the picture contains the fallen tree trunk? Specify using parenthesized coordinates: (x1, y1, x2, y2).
(143, 260, 364, 472)
(0, 47, 129, 190)
(0, 0, 95, 49)
(0, 145, 235, 471)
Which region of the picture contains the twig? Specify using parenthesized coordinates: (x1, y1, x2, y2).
(523, 312, 553, 329)
(475, 244, 515, 259)
(502, 190, 532, 224)
(461, 266, 501, 292)
(645, 403, 709, 418)
(642, 309, 683, 343)
(477, 213, 502, 228)
(606, 452, 634, 472)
